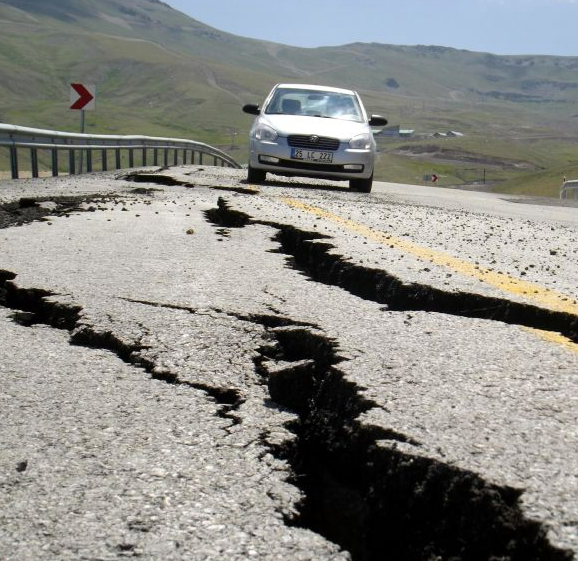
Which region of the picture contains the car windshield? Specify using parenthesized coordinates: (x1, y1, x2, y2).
(265, 88, 364, 123)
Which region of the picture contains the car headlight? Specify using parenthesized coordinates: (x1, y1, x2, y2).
(349, 133, 371, 150)
(254, 124, 278, 142)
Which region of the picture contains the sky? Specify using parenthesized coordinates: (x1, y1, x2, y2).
(165, 0, 577, 57)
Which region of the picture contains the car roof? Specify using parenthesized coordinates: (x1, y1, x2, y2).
(274, 83, 357, 96)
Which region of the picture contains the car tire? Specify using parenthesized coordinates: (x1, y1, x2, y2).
(350, 174, 373, 193)
(247, 166, 266, 183)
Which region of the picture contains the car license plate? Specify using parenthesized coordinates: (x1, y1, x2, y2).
(291, 148, 333, 163)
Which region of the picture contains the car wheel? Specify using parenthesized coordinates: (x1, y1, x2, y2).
(247, 166, 266, 183)
(349, 174, 373, 193)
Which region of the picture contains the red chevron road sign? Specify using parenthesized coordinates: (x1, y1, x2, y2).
(70, 83, 96, 111)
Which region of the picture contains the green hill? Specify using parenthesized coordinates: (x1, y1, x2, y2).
(1, 0, 577, 196)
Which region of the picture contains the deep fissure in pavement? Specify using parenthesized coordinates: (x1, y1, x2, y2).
(0, 185, 575, 559)
(254, 325, 572, 561)
(0, 273, 243, 420)
(0, 270, 573, 559)
(205, 197, 575, 560)
(122, 171, 188, 187)
(0, 195, 118, 229)
(206, 197, 578, 343)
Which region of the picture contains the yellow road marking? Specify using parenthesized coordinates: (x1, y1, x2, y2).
(280, 197, 578, 354)
(523, 328, 578, 355)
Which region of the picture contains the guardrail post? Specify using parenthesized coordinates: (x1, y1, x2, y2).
(191, 151, 195, 165)
(213, 155, 218, 166)
(69, 150, 76, 175)
(102, 149, 107, 172)
(30, 148, 39, 178)
(129, 149, 134, 168)
(51, 149, 58, 177)
(10, 145, 19, 179)
(164, 149, 168, 167)
(86, 150, 92, 173)
(173, 149, 178, 166)
(115, 149, 121, 170)
(199, 152, 203, 165)
(153, 149, 158, 166)
(142, 148, 147, 166)
(560, 181, 578, 199)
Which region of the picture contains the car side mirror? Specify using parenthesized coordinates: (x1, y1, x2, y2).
(369, 115, 388, 127)
(243, 104, 261, 115)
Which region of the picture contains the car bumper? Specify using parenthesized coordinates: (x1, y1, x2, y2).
(249, 137, 375, 180)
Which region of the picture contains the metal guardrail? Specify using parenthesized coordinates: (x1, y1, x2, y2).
(0, 123, 241, 179)
(560, 179, 578, 200)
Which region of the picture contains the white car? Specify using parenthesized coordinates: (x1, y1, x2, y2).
(242, 83, 387, 193)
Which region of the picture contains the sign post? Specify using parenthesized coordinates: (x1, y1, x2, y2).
(70, 84, 96, 173)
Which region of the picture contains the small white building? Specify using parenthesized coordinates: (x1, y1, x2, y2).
(432, 130, 464, 138)
(376, 126, 415, 138)
(377, 125, 400, 137)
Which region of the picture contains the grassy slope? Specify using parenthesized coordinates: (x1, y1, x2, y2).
(1, 0, 578, 196)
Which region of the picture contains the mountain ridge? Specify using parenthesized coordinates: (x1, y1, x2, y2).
(2, 0, 578, 103)
(1, 0, 577, 195)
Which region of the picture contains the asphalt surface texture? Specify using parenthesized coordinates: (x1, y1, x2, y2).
(0, 166, 577, 561)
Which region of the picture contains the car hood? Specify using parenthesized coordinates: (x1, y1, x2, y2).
(260, 114, 369, 140)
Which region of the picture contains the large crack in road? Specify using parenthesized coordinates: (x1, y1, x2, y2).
(0, 194, 121, 229)
(206, 196, 578, 343)
(1, 182, 576, 559)
(258, 326, 572, 560)
(203, 195, 578, 559)
(0, 271, 246, 422)
(0, 269, 572, 560)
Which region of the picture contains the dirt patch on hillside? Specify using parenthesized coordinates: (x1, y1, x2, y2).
(389, 144, 540, 170)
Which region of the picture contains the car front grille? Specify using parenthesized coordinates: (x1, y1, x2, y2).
(287, 135, 340, 151)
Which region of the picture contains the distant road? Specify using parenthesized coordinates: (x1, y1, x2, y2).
(372, 179, 578, 224)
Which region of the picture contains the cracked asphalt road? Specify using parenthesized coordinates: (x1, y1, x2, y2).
(0, 167, 577, 560)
